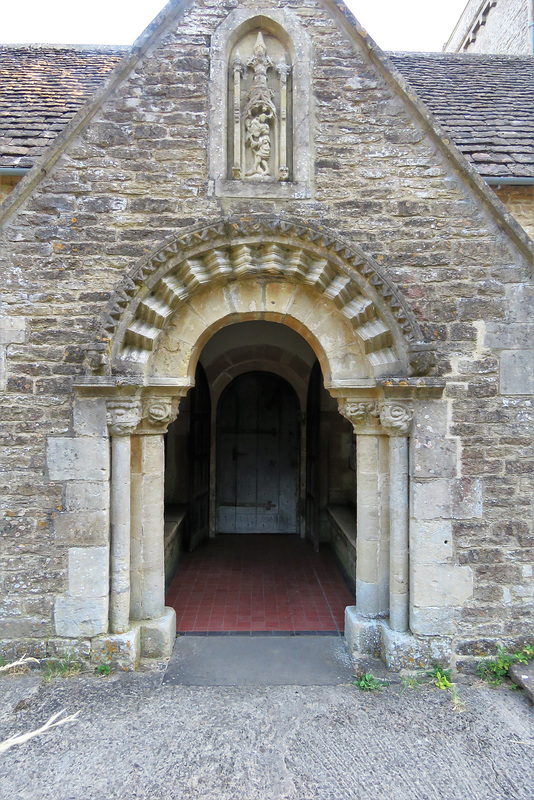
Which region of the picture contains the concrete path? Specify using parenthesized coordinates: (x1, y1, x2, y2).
(0, 646, 533, 800)
(165, 634, 353, 686)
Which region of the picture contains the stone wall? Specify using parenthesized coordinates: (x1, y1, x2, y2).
(445, 0, 530, 54)
(0, 0, 532, 665)
(493, 185, 534, 240)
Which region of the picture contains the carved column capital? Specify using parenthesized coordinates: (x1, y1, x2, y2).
(379, 402, 413, 437)
(139, 396, 179, 434)
(338, 399, 379, 433)
(106, 398, 142, 436)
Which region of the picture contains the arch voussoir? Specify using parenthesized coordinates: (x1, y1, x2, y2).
(101, 216, 433, 378)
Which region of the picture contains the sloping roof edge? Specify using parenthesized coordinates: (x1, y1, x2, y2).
(0, 0, 532, 268)
(328, 0, 534, 267)
(0, 0, 184, 230)
(443, 0, 487, 52)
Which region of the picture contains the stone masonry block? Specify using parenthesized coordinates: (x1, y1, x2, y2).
(0, 617, 51, 639)
(54, 510, 109, 546)
(73, 397, 108, 437)
(47, 437, 109, 482)
(65, 481, 110, 512)
(47, 637, 91, 661)
(484, 323, 534, 350)
(92, 627, 140, 671)
(500, 350, 534, 395)
(0, 347, 5, 392)
(451, 478, 483, 519)
(412, 401, 457, 478)
(412, 479, 451, 519)
(139, 607, 176, 659)
(0, 316, 26, 345)
(67, 546, 108, 599)
(54, 595, 108, 637)
(410, 605, 456, 636)
(506, 284, 534, 322)
(412, 436, 458, 478)
(410, 519, 453, 563)
(411, 564, 473, 608)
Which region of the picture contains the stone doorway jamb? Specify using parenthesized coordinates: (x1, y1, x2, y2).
(334, 378, 445, 669)
(72, 378, 188, 668)
(129, 387, 184, 660)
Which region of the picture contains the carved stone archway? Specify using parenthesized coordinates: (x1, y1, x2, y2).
(95, 215, 435, 381)
(76, 215, 453, 670)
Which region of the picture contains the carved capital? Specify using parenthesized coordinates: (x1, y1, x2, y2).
(142, 397, 177, 431)
(338, 399, 379, 432)
(106, 398, 142, 436)
(379, 402, 413, 437)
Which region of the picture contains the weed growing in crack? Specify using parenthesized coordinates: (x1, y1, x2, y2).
(450, 684, 466, 712)
(477, 644, 534, 687)
(427, 665, 453, 690)
(353, 672, 389, 691)
(41, 655, 81, 682)
(400, 673, 424, 693)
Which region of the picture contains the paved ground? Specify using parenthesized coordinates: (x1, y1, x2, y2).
(165, 634, 352, 686)
(0, 640, 532, 800)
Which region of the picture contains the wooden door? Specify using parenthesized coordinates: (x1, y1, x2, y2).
(217, 372, 299, 533)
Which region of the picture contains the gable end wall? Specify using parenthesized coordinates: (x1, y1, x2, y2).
(0, 0, 532, 666)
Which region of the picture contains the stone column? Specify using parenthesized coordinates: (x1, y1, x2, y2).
(106, 398, 142, 635)
(379, 402, 413, 633)
(131, 396, 178, 658)
(339, 400, 389, 618)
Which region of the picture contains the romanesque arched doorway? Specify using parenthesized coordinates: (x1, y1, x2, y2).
(162, 321, 356, 634)
(93, 217, 450, 667)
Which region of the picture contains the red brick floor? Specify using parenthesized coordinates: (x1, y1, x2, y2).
(165, 534, 355, 634)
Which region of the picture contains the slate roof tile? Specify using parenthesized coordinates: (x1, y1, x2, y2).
(0, 45, 126, 168)
(0, 45, 532, 181)
(389, 52, 534, 180)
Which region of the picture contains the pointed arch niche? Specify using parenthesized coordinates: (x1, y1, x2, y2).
(208, 9, 312, 198)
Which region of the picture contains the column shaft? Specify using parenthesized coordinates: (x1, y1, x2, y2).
(356, 434, 389, 617)
(130, 434, 165, 621)
(389, 436, 409, 632)
(110, 435, 132, 634)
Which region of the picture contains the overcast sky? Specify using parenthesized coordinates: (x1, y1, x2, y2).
(2, 0, 469, 52)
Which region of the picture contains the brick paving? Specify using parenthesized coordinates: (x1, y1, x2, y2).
(166, 535, 354, 634)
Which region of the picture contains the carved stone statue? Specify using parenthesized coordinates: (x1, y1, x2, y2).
(245, 112, 272, 177)
(230, 30, 291, 182)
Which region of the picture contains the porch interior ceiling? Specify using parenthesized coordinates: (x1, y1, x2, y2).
(198, 320, 317, 406)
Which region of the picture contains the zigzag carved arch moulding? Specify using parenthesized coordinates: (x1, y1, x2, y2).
(97, 216, 435, 379)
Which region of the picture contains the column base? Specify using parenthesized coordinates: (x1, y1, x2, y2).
(135, 607, 176, 659)
(91, 627, 141, 671)
(344, 606, 452, 671)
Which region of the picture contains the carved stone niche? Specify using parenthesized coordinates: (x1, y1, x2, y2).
(228, 29, 292, 183)
(209, 9, 312, 199)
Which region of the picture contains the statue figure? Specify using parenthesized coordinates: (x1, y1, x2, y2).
(245, 111, 272, 177)
(243, 32, 276, 179)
